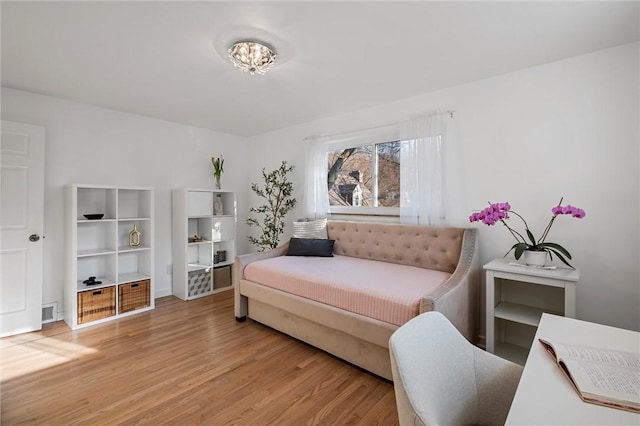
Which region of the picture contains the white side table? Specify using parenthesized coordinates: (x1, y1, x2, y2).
(484, 258, 579, 364)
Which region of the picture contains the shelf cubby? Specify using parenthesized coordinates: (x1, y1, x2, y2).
(117, 219, 151, 251)
(213, 239, 235, 267)
(118, 250, 151, 284)
(76, 253, 116, 290)
(211, 216, 235, 242)
(77, 187, 117, 220)
(77, 220, 117, 253)
(187, 242, 213, 269)
(118, 188, 152, 219)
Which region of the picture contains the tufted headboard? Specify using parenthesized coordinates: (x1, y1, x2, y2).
(326, 221, 465, 274)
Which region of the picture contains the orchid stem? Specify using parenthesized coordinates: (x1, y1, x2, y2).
(540, 197, 563, 243)
(539, 216, 556, 243)
(500, 219, 525, 244)
(509, 210, 530, 233)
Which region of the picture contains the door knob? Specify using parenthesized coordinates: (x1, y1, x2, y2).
(29, 234, 40, 242)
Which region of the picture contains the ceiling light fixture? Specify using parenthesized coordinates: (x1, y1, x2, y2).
(227, 40, 276, 75)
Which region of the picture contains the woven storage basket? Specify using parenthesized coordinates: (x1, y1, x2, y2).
(78, 286, 116, 324)
(118, 279, 150, 313)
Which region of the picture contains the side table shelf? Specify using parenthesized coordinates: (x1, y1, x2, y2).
(494, 302, 563, 327)
(484, 258, 579, 365)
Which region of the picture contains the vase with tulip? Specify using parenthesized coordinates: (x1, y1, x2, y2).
(211, 156, 224, 189)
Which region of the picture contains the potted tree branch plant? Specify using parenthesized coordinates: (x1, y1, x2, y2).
(247, 161, 297, 251)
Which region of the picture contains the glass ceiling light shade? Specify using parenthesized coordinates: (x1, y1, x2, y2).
(227, 41, 276, 75)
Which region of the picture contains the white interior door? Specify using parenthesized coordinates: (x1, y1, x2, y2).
(1, 120, 45, 337)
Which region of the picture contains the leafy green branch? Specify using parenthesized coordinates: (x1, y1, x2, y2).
(246, 161, 297, 251)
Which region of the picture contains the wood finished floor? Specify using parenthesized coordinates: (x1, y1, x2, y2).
(1, 291, 398, 425)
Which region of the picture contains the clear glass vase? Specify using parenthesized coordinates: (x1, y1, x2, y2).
(214, 174, 221, 190)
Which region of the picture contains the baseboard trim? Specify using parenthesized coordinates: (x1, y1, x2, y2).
(154, 289, 173, 298)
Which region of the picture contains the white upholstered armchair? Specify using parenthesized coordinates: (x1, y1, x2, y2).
(389, 312, 522, 426)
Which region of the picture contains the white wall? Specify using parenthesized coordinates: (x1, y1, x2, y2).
(2, 42, 637, 333)
(1, 88, 251, 315)
(247, 42, 640, 332)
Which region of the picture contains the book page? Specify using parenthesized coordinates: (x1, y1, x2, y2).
(539, 339, 640, 409)
(561, 358, 640, 405)
(558, 343, 640, 368)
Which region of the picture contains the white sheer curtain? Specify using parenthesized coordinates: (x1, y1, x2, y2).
(400, 112, 448, 225)
(303, 135, 330, 219)
(304, 112, 456, 224)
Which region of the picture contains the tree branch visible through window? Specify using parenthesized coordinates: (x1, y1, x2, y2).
(327, 141, 400, 209)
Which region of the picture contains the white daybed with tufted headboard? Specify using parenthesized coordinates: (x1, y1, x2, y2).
(234, 220, 479, 380)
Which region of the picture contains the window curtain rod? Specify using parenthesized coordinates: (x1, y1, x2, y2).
(304, 110, 455, 141)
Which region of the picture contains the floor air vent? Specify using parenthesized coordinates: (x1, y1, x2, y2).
(42, 303, 57, 323)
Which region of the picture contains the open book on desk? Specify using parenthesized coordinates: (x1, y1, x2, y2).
(539, 338, 640, 413)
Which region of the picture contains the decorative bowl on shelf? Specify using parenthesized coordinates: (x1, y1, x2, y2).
(83, 214, 104, 220)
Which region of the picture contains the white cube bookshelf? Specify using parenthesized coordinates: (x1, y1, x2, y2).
(64, 184, 154, 330)
(172, 189, 237, 300)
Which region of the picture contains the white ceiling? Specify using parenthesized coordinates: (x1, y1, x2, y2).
(2, 1, 638, 137)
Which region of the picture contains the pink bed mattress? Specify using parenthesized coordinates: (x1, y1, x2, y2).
(243, 254, 452, 326)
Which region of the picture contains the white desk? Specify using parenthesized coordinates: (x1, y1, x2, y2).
(506, 313, 640, 425)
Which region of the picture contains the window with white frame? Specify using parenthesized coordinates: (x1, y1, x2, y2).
(327, 141, 401, 212)
(306, 112, 449, 222)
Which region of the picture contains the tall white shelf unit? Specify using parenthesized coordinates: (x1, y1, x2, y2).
(172, 189, 236, 300)
(64, 184, 154, 330)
